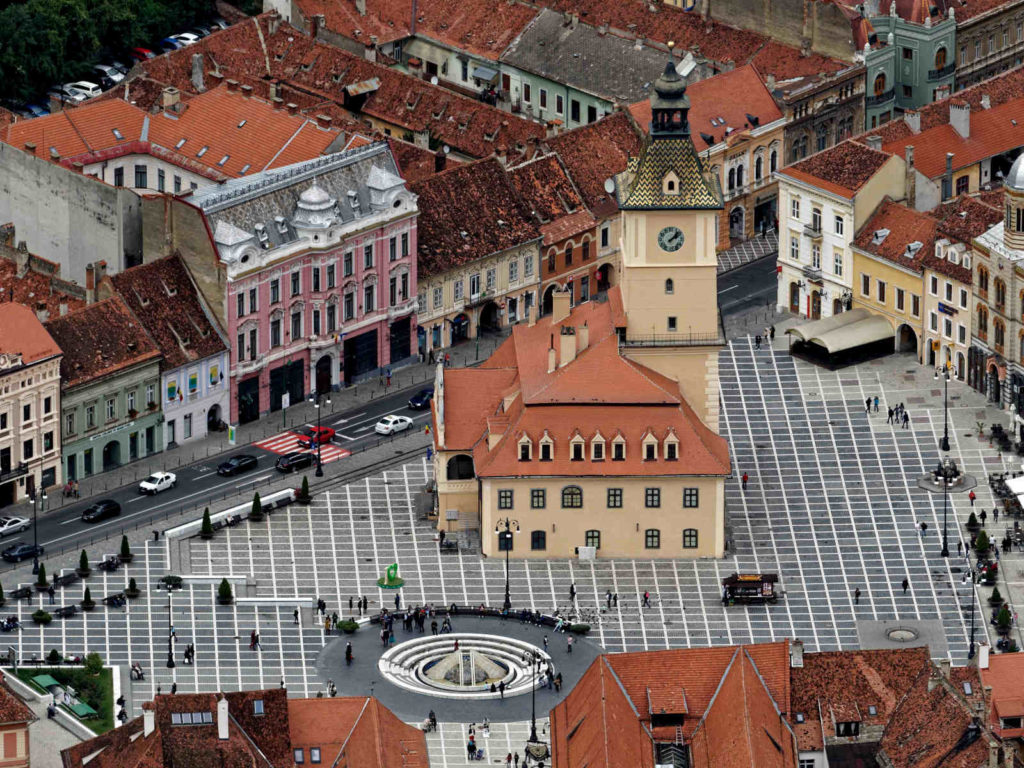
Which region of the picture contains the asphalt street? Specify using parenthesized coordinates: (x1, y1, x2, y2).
(0, 382, 435, 571)
(717, 255, 777, 317)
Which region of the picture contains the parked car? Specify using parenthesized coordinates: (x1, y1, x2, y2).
(158, 37, 184, 53)
(408, 388, 434, 410)
(172, 32, 200, 46)
(67, 81, 102, 99)
(297, 426, 335, 449)
(211, 17, 229, 30)
(2, 542, 43, 562)
(375, 414, 413, 435)
(24, 104, 49, 118)
(139, 471, 176, 495)
(92, 64, 124, 87)
(217, 454, 259, 476)
(107, 60, 130, 75)
(0, 517, 29, 537)
(275, 452, 314, 473)
(81, 499, 122, 523)
(47, 84, 87, 104)
(128, 47, 155, 62)
(191, 25, 212, 37)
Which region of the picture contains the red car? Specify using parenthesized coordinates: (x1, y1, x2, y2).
(297, 426, 335, 449)
(129, 48, 155, 62)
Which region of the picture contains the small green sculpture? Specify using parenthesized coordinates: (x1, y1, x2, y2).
(376, 562, 405, 589)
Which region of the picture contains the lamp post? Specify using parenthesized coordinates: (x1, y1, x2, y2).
(31, 489, 46, 575)
(308, 389, 331, 477)
(962, 571, 977, 660)
(935, 364, 951, 452)
(526, 649, 543, 744)
(165, 584, 176, 669)
(494, 517, 519, 611)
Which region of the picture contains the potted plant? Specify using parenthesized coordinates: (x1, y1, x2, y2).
(569, 624, 591, 634)
(297, 476, 311, 505)
(147, 401, 157, 411)
(161, 575, 183, 590)
(249, 492, 263, 522)
(32, 610, 52, 626)
(125, 577, 140, 599)
(119, 535, 133, 564)
(0, 583, 6, 609)
(84, 652, 103, 676)
(47, 649, 61, 664)
(35, 564, 48, 591)
(990, 586, 1005, 606)
(975, 529, 991, 556)
(200, 508, 214, 540)
(339, 619, 359, 634)
(81, 586, 95, 611)
(127, 408, 138, 419)
(217, 578, 233, 605)
(966, 512, 980, 532)
(997, 605, 1012, 635)
(76, 550, 91, 577)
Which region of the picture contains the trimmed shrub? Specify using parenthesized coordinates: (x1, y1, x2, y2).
(339, 619, 359, 633)
(84, 652, 103, 676)
(967, 512, 980, 530)
(32, 611, 52, 626)
(161, 575, 183, 590)
(200, 508, 214, 539)
(990, 586, 1004, 605)
(249, 492, 263, 522)
(125, 578, 139, 598)
(81, 587, 94, 611)
(976, 530, 991, 553)
(218, 578, 233, 604)
(35, 564, 47, 587)
(998, 605, 1012, 632)
(120, 535, 131, 560)
(47, 649, 61, 664)
(569, 624, 591, 634)
(79, 550, 89, 573)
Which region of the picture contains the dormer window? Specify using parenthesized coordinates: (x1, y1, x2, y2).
(836, 722, 860, 737)
(612, 437, 625, 461)
(518, 436, 532, 461)
(572, 443, 584, 460)
(592, 435, 605, 461)
(662, 170, 680, 195)
(275, 216, 288, 235)
(196, 145, 208, 158)
(645, 444, 656, 460)
(665, 439, 678, 460)
(255, 223, 269, 246)
(539, 434, 553, 461)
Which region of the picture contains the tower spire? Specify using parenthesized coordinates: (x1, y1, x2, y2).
(649, 41, 689, 137)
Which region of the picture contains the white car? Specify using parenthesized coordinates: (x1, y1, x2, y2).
(139, 471, 177, 495)
(67, 81, 102, 99)
(375, 414, 413, 435)
(0, 517, 29, 537)
(173, 33, 201, 46)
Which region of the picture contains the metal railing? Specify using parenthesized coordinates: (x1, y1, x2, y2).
(0, 462, 28, 484)
(866, 89, 895, 107)
(620, 331, 725, 348)
(928, 63, 956, 81)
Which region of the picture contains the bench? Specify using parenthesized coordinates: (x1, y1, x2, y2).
(10, 587, 32, 600)
(97, 558, 120, 572)
(102, 593, 126, 607)
(53, 573, 78, 588)
(439, 539, 459, 553)
(55, 605, 78, 619)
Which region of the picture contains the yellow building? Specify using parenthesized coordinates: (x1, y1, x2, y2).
(432, 57, 731, 559)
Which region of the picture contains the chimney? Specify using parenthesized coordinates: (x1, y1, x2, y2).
(35, 306, 49, 323)
(547, 335, 556, 373)
(942, 152, 955, 200)
(162, 86, 180, 110)
(434, 149, 447, 173)
(950, 100, 970, 138)
(49, 147, 59, 161)
(905, 145, 916, 209)
(766, 73, 776, 92)
(85, 263, 96, 303)
(577, 321, 589, 353)
(191, 53, 205, 92)
(272, 97, 285, 111)
(527, 302, 537, 327)
(240, 84, 253, 98)
(310, 13, 321, 37)
(790, 639, 804, 668)
(935, 83, 951, 100)
(23, 142, 35, 154)
(410, 0, 417, 35)
(989, 742, 999, 768)
(143, 709, 156, 737)
(217, 697, 229, 740)
(269, 13, 280, 34)
(355, 0, 366, 16)
(979, 641, 990, 669)
(268, 80, 279, 101)
(940, 658, 951, 679)
(981, 93, 991, 110)
(928, 672, 940, 692)
(551, 289, 571, 323)
(226, 79, 240, 93)
(559, 326, 577, 368)
(286, 102, 299, 116)
(866, 134, 882, 151)
(208, 71, 224, 88)
(316, 114, 333, 129)
(71, 161, 84, 174)
(903, 109, 920, 134)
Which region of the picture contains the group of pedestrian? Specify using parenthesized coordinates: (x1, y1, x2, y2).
(183, 643, 195, 665)
(604, 590, 619, 609)
(883, 402, 911, 428)
(323, 613, 342, 635)
(753, 326, 776, 350)
(348, 596, 369, 616)
(504, 752, 521, 768)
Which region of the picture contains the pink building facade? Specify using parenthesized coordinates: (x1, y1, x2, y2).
(195, 145, 418, 424)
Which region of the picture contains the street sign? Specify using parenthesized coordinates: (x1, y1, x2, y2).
(282, 393, 291, 410)
(228, 424, 237, 446)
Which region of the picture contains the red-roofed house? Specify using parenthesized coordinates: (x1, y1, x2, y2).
(0, 302, 63, 507)
(630, 65, 787, 247)
(776, 139, 907, 320)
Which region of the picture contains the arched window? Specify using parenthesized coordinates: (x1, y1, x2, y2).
(727, 168, 736, 191)
(683, 528, 699, 548)
(935, 47, 947, 69)
(531, 530, 546, 550)
(995, 277, 1006, 308)
(873, 72, 887, 96)
(978, 265, 989, 294)
(562, 485, 583, 508)
(564, 244, 573, 266)
(755, 155, 763, 180)
(736, 165, 744, 187)
(645, 529, 661, 549)
(995, 318, 1006, 350)
(584, 529, 601, 549)
(978, 305, 989, 338)
(446, 454, 475, 480)
(667, 179, 675, 191)
(665, 279, 674, 294)
(769, 149, 778, 173)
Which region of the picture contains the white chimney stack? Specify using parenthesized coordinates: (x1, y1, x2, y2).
(144, 709, 156, 737)
(217, 698, 229, 740)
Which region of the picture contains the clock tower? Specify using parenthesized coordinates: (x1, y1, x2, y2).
(615, 46, 725, 429)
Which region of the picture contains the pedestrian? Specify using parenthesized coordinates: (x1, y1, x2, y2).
(613, 593, 618, 607)
(157, 685, 161, 696)
(395, 593, 401, 611)
(569, 583, 576, 602)
(741, 472, 748, 490)
(467, 741, 476, 760)
(362, 596, 368, 613)
(980, 509, 988, 526)
(642, 591, 651, 608)
(431, 620, 438, 635)
(506, 753, 513, 768)
(920, 521, 928, 537)
(439, 529, 446, 548)
(249, 630, 256, 650)
(293, 608, 299, 625)
(957, 539, 963, 556)
(386, 367, 392, 388)
(902, 410, 910, 428)
(171, 682, 177, 695)
(345, 642, 353, 665)
(255, 631, 262, 651)
(887, 407, 894, 424)
(606, 590, 612, 609)
(546, 669, 554, 690)
(543, 635, 548, 651)
(755, 334, 762, 349)
(567, 636, 573, 654)
(454, 639, 459, 651)
(969, 490, 977, 507)
(325, 617, 331, 635)
(47, 584, 54, 604)
(994, 507, 1000, 523)
(514, 753, 520, 768)
(498, 680, 505, 699)
(865, 397, 871, 414)
(445, 353, 451, 368)
(902, 578, 909, 595)
(873, 396, 879, 412)
(349, 596, 354, 613)
(854, 588, 861, 605)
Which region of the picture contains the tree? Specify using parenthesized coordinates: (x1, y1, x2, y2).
(998, 605, 1012, 632)
(120, 535, 131, 560)
(975, 529, 990, 554)
(218, 578, 233, 604)
(990, 586, 1003, 605)
(79, 550, 89, 572)
(35, 564, 47, 587)
(201, 507, 214, 538)
(300, 475, 310, 500)
(84, 652, 103, 675)
(249, 492, 263, 521)
(967, 512, 979, 530)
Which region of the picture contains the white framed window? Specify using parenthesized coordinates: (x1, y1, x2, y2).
(790, 236, 799, 261)
(433, 287, 443, 309)
(944, 317, 953, 338)
(896, 287, 905, 311)
(524, 255, 534, 276)
(106, 397, 117, 421)
(834, 215, 844, 235)
(930, 311, 938, 331)
(930, 275, 938, 295)
(959, 287, 968, 308)
(958, 324, 967, 344)
(485, 269, 495, 291)
(877, 280, 886, 304)
(454, 280, 464, 301)
(861, 273, 870, 296)
(509, 260, 519, 283)
(833, 250, 843, 276)
(811, 243, 820, 269)
(945, 281, 953, 301)
(791, 198, 800, 218)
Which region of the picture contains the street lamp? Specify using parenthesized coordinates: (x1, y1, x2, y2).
(164, 583, 176, 669)
(30, 489, 46, 575)
(525, 649, 543, 744)
(494, 518, 519, 611)
(962, 571, 977, 660)
(934, 364, 951, 453)
(308, 389, 331, 478)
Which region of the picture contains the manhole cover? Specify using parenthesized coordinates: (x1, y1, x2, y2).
(886, 627, 920, 643)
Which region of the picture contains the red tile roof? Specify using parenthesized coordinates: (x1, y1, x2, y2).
(0, 250, 87, 320)
(547, 112, 644, 218)
(883, 96, 1024, 179)
(388, 138, 455, 182)
(4, 99, 146, 162)
(410, 157, 540, 277)
(781, 139, 894, 199)
(508, 154, 596, 244)
(45, 296, 161, 389)
(108, 254, 227, 371)
(628, 65, 784, 152)
(0, 303, 62, 365)
(853, 198, 939, 273)
(932, 194, 1003, 244)
(0, 678, 35, 726)
(982, 654, 1024, 739)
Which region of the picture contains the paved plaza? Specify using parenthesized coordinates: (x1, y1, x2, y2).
(3, 334, 1019, 738)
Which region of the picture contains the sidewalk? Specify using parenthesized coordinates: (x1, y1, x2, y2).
(27, 696, 82, 768)
(25, 330, 509, 520)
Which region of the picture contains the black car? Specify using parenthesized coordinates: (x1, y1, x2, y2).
(408, 387, 434, 410)
(275, 452, 314, 473)
(2, 542, 43, 562)
(81, 499, 122, 523)
(217, 454, 259, 476)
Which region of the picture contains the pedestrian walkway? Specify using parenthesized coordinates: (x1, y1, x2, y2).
(717, 230, 777, 274)
(254, 431, 350, 464)
(25, 692, 82, 768)
(426, 720, 546, 768)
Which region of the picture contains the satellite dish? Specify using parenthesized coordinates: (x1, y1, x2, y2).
(603, 177, 615, 194)
(430, 76, 439, 85)
(443, 145, 450, 154)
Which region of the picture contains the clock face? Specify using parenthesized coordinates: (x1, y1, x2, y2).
(658, 226, 684, 252)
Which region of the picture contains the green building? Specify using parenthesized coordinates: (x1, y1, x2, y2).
(46, 296, 163, 482)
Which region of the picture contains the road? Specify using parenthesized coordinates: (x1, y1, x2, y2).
(717, 255, 777, 317)
(0, 381, 435, 572)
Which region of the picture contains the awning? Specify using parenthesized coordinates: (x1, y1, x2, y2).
(1007, 476, 1024, 496)
(808, 315, 893, 355)
(472, 65, 498, 83)
(786, 308, 871, 343)
(345, 78, 381, 96)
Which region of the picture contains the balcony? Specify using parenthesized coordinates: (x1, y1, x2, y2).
(0, 462, 28, 485)
(464, 290, 494, 309)
(620, 330, 726, 348)
(802, 264, 823, 281)
(865, 88, 895, 108)
(928, 63, 955, 81)
(803, 222, 823, 240)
